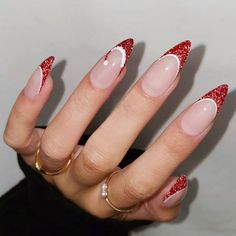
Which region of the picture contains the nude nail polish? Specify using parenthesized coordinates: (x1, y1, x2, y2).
(141, 40, 191, 97)
(90, 38, 134, 89)
(24, 56, 55, 98)
(163, 175, 188, 208)
(181, 84, 228, 136)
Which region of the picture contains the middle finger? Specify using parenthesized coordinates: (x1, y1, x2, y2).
(74, 40, 191, 185)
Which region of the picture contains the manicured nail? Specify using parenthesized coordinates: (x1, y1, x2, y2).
(181, 84, 228, 136)
(24, 56, 55, 98)
(163, 175, 188, 208)
(141, 40, 191, 97)
(90, 38, 134, 89)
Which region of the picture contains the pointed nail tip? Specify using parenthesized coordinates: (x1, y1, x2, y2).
(123, 38, 134, 43)
(176, 39, 191, 48)
(180, 174, 187, 180)
(117, 38, 135, 59)
(42, 56, 55, 65)
(117, 38, 134, 47)
(184, 39, 191, 46)
(122, 38, 135, 50)
(201, 84, 229, 112)
(163, 40, 191, 69)
(219, 83, 229, 90)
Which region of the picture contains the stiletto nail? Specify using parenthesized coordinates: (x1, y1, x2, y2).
(162, 40, 191, 71)
(105, 38, 134, 70)
(39, 56, 55, 90)
(200, 84, 228, 112)
(90, 38, 134, 89)
(24, 56, 55, 98)
(141, 40, 191, 97)
(163, 175, 188, 208)
(181, 84, 228, 136)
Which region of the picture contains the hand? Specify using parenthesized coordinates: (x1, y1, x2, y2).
(3, 39, 228, 221)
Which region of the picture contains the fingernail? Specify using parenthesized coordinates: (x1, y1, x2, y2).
(90, 38, 134, 89)
(141, 40, 191, 97)
(163, 175, 188, 208)
(181, 84, 228, 136)
(24, 56, 55, 98)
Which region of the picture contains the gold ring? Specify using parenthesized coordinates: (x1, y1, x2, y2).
(34, 148, 74, 176)
(101, 170, 137, 213)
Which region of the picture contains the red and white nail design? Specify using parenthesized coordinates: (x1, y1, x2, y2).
(39, 56, 55, 90)
(24, 56, 55, 98)
(105, 38, 134, 69)
(163, 175, 188, 208)
(141, 40, 191, 97)
(200, 84, 228, 112)
(90, 39, 134, 89)
(162, 40, 191, 71)
(181, 84, 228, 136)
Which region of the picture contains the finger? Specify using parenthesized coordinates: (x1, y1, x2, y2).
(39, 39, 134, 170)
(125, 176, 187, 220)
(75, 40, 191, 185)
(3, 57, 54, 158)
(107, 84, 228, 208)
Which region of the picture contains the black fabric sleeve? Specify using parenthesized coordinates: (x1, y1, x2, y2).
(0, 134, 151, 236)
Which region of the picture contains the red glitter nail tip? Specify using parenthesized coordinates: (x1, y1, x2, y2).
(200, 84, 228, 112)
(162, 40, 191, 71)
(105, 38, 134, 68)
(164, 175, 188, 201)
(39, 56, 55, 89)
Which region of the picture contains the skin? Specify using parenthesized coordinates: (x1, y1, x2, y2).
(3, 50, 216, 222)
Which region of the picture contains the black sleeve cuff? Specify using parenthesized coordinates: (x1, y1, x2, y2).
(0, 134, 151, 236)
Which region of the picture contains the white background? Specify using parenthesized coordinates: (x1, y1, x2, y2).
(0, 0, 236, 235)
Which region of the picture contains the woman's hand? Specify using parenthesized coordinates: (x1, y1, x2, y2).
(3, 39, 228, 221)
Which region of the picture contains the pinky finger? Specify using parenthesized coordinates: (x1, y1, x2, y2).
(124, 175, 187, 221)
(3, 57, 54, 158)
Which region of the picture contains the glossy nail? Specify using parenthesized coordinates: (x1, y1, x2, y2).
(141, 40, 191, 97)
(90, 38, 134, 89)
(24, 56, 55, 98)
(181, 84, 228, 136)
(163, 175, 188, 208)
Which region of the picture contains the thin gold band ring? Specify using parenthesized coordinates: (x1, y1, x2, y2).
(101, 170, 137, 213)
(34, 148, 74, 176)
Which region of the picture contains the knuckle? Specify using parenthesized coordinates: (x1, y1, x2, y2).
(81, 143, 110, 175)
(3, 130, 30, 151)
(123, 177, 150, 201)
(120, 97, 142, 118)
(41, 135, 67, 160)
(72, 87, 90, 109)
(3, 131, 14, 147)
(162, 134, 186, 158)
